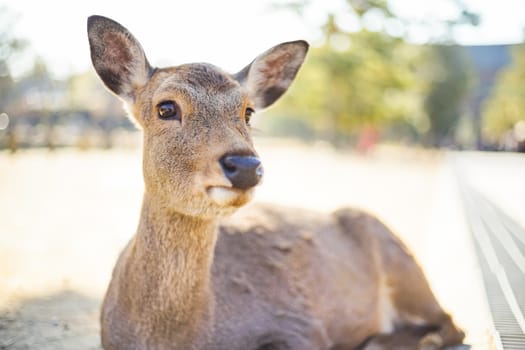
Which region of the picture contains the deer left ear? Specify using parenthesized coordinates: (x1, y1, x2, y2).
(235, 40, 308, 110)
(87, 15, 153, 102)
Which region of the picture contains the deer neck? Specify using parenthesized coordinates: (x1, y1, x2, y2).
(131, 194, 219, 340)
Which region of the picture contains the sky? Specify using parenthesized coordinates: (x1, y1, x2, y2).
(2, 0, 525, 79)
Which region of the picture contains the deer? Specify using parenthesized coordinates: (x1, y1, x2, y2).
(87, 15, 466, 350)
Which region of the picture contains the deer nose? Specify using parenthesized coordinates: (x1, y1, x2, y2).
(220, 155, 263, 190)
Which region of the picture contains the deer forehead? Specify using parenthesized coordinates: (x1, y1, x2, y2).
(145, 64, 249, 115)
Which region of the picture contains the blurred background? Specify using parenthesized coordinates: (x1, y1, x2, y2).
(1, 0, 525, 349)
(0, 0, 525, 152)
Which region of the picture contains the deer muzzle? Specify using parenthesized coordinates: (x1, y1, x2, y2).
(219, 155, 263, 190)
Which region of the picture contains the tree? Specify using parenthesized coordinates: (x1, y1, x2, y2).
(0, 7, 27, 151)
(266, 1, 423, 147)
(0, 7, 26, 112)
(482, 44, 525, 149)
(267, 0, 478, 148)
(422, 45, 472, 147)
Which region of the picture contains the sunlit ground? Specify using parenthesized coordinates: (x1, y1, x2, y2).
(1, 139, 514, 349)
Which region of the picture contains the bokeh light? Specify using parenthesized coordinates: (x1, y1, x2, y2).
(0, 113, 9, 130)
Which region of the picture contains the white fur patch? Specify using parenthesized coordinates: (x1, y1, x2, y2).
(378, 281, 428, 333)
(208, 187, 241, 206)
(378, 283, 397, 333)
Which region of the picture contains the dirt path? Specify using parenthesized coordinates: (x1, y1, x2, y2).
(0, 143, 490, 349)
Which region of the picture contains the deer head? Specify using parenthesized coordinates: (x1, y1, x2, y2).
(87, 15, 308, 218)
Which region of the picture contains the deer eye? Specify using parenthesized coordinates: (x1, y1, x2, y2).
(157, 101, 181, 120)
(245, 107, 255, 125)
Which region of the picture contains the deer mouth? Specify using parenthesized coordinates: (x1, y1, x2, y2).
(206, 186, 255, 207)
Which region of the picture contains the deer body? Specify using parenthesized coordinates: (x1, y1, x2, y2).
(88, 16, 465, 350)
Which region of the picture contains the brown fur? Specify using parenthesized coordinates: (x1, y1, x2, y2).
(87, 15, 465, 350)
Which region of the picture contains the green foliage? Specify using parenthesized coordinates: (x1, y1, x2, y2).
(482, 44, 525, 143)
(266, 29, 424, 146)
(0, 7, 27, 110)
(422, 45, 472, 146)
(347, 0, 392, 18)
(264, 0, 480, 148)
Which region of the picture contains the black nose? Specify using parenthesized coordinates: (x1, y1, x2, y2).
(220, 155, 263, 190)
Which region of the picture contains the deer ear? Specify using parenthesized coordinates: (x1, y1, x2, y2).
(87, 15, 153, 102)
(235, 40, 308, 110)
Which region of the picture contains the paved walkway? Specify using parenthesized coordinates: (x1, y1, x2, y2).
(412, 153, 492, 350)
(452, 152, 525, 350)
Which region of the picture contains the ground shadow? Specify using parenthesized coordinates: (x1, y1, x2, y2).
(0, 290, 102, 350)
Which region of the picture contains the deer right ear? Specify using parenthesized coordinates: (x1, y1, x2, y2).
(235, 40, 308, 110)
(87, 15, 153, 102)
